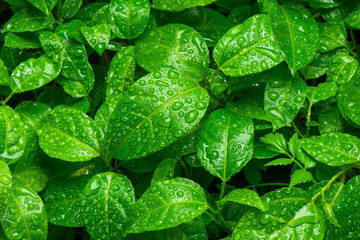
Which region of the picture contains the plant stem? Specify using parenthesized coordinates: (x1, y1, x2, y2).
(306, 101, 313, 137)
(350, 29, 357, 45)
(1, 92, 14, 105)
(291, 121, 304, 138)
(220, 180, 226, 200)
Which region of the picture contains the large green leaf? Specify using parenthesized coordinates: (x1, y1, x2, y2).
(214, 14, 283, 77)
(1, 187, 47, 240)
(318, 22, 346, 53)
(107, 69, 209, 161)
(106, 46, 135, 111)
(197, 108, 254, 181)
(9, 55, 62, 93)
(135, 24, 209, 78)
(27, 0, 57, 15)
(0, 106, 26, 164)
(3, 7, 55, 33)
(128, 177, 208, 233)
(0, 161, 12, 213)
(268, 3, 319, 74)
(168, 7, 234, 47)
(300, 132, 360, 166)
(327, 176, 360, 239)
(152, 0, 216, 11)
(38, 105, 101, 162)
(217, 189, 265, 211)
(108, 0, 150, 39)
(232, 188, 325, 240)
(264, 68, 307, 130)
(81, 172, 135, 240)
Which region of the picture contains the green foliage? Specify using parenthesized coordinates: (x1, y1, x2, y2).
(1, 0, 360, 239)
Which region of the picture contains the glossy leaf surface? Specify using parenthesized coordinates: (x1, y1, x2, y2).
(1, 187, 47, 240)
(337, 80, 360, 126)
(129, 178, 208, 233)
(197, 108, 254, 181)
(27, 0, 57, 15)
(214, 14, 283, 77)
(300, 132, 360, 166)
(80, 24, 111, 56)
(327, 54, 358, 84)
(81, 172, 135, 240)
(264, 69, 307, 130)
(152, 0, 216, 12)
(0, 161, 12, 212)
(135, 24, 209, 78)
(318, 22, 346, 53)
(108, 69, 209, 161)
(4, 32, 41, 49)
(268, 3, 319, 74)
(232, 188, 325, 240)
(38, 105, 100, 162)
(217, 189, 265, 211)
(307, 82, 338, 104)
(60, 0, 83, 19)
(108, 0, 150, 39)
(0, 106, 26, 164)
(9, 55, 61, 93)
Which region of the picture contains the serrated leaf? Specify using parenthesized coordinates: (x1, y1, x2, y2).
(300, 132, 360, 166)
(318, 22, 347, 53)
(81, 172, 135, 240)
(307, 82, 338, 104)
(129, 177, 208, 233)
(3, 7, 55, 33)
(108, 0, 150, 39)
(135, 24, 209, 78)
(214, 14, 283, 77)
(0, 106, 26, 164)
(107, 69, 209, 161)
(197, 108, 254, 181)
(265, 158, 293, 167)
(217, 189, 265, 211)
(289, 169, 314, 187)
(1, 187, 47, 240)
(268, 3, 319, 74)
(4, 32, 41, 49)
(168, 7, 234, 47)
(232, 188, 325, 240)
(264, 68, 307, 130)
(38, 105, 101, 162)
(80, 24, 111, 55)
(0, 161, 12, 213)
(27, 0, 57, 15)
(260, 132, 287, 154)
(9, 55, 62, 93)
(152, 0, 216, 11)
(327, 54, 358, 85)
(106, 46, 135, 111)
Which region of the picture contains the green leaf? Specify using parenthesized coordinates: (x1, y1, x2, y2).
(214, 14, 283, 77)
(323, 202, 340, 227)
(268, 3, 319, 74)
(135, 24, 209, 78)
(318, 22, 347, 53)
(152, 0, 216, 11)
(197, 108, 254, 181)
(128, 177, 208, 233)
(300, 132, 360, 166)
(0, 161, 12, 213)
(27, 0, 57, 15)
(232, 188, 325, 240)
(317, 107, 343, 134)
(107, 69, 209, 161)
(299, 65, 328, 80)
(345, 6, 360, 30)
(228, 5, 252, 25)
(60, 0, 82, 19)
(265, 158, 293, 166)
(305, 0, 344, 8)
(80, 24, 111, 55)
(3, 7, 55, 33)
(206, 69, 228, 95)
(337, 80, 360, 126)
(1, 187, 47, 240)
(4, 32, 41, 49)
(326, 54, 358, 85)
(9, 55, 62, 93)
(106, 46, 135, 111)
(81, 172, 135, 240)
(0, 106, 26, 164)
(151, 158, 177, 184)
(260, 132, 287, 154)
(289, 169, 314, 187)
(327, 176, 360, 239)
(108, 0, 150, 39)
(217, 189, 265, 211)
(38, 105, 101, 162)
(307, 82, 338, 104)
(264, 69, 307, 130)
(67, 20, 87, 44)
(168, 7, 234, 47)
(0, 59, 10, 85)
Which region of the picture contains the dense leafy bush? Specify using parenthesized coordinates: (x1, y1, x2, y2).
(1, 0, 360, 239)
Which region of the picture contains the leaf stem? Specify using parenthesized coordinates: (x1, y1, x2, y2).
(306, 101, 313, 138)
(350, 29, 357, 45)
(220, 180, 226, 200)
(291, 121, 304, 138)
(1, 91, 14, 105)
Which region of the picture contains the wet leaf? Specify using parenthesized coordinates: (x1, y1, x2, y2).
(326, 54, 358, 85)
(307, 82, 338, 104)
(0, 161, 12, 213)
(217, 189, 265, 211)
(4, 32, 41, 49)
(337, 80, 360, 126)
(318, 22, 347, 53)
(27, 0, 57, 15)
(152, 0, 216, 12)
(80, 24, 111, 55)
